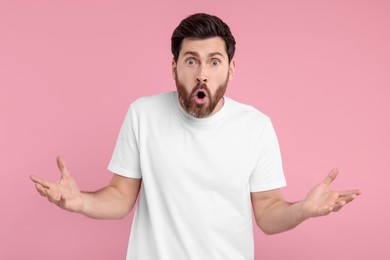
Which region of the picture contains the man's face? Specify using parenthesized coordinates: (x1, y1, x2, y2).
(172, 37, 235, 118)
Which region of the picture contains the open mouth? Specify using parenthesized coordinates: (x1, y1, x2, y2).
(194, 89, 208, 104)
(197, 91, 205, 99)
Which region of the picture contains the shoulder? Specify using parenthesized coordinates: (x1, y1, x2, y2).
(132, 91, 174, 108)
(225, 97, 271, 127)
(130, 91, 175, 115)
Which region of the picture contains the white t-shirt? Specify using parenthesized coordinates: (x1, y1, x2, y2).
(108, 91, 286, 260)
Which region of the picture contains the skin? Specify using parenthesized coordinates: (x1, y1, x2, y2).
(31, 156, 141, 219)
(251, 168, 360, 234)
(173, 37, 235, 118)
(30, 36, 361, 234)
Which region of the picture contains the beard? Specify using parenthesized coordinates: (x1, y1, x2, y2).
(175, 75, 229, 118)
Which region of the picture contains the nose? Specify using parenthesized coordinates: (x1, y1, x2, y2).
(196, 66, 208, 84)
(196, 77, 207, 84)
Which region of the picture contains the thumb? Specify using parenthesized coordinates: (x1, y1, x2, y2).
(56, 155, 70, 178)
(322, 168, 339, 186)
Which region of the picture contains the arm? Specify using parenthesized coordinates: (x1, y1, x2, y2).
(80, 174, 141, 219)
(30, 156, 141, 219)
(251, 168, 361, 235)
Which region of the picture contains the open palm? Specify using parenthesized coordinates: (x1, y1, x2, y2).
(30, 156, 84, 213)
(301, 168, 360, 218)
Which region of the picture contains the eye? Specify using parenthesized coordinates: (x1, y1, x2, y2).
(210, 59, 221, 67)
(185, 58, 198, 66)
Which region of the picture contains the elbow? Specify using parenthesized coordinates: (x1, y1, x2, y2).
(258, 224, 278, 236)
(117, 202, 136, 219)
(255, 217, 297, 235)
(262, 229, 279, 236)
(112, 210, 130, 220)
(107, 199, 136, 220)
(115, 211, 129, 220)
(255, 218, 281, 236)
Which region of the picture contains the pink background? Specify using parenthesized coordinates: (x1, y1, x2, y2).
(1, 0, 389, 259)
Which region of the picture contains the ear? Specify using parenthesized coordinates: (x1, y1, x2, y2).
(228, 60, 235, 80)
(172, 59, 177, 80)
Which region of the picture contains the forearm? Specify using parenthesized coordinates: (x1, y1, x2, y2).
(252, 169, 361, 235)
(79, 186, 134, 219)
(255, 200, 308, 235)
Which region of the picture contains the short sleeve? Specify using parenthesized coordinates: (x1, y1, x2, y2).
(249, 118, 286, 192)
(108, 105, 142, 178)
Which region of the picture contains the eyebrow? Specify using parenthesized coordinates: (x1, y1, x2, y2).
(182, 51, 225, 59)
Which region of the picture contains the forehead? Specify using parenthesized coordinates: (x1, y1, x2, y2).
(179, 37, 227, 58)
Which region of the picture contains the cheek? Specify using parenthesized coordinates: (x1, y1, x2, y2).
(176, 69, 195, 84)
(211, 71, 229, 86)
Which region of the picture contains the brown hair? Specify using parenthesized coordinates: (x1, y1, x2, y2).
(171, 13, 236, 62)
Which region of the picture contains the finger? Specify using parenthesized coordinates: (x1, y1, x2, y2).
(57, 156, 70, 178)
(337, 189, 362, 197)
(35, 183, 48, 197)
(322, 168, 339, 186)
(30, 175, 56, 190)
(337, 194, 358, 205)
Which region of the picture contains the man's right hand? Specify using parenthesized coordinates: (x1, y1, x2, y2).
(30, 156, 84, 213)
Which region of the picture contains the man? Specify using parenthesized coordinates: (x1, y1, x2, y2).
(30, 13, 360, 260)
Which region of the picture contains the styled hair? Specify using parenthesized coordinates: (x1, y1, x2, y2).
(171, 13, 236, 62)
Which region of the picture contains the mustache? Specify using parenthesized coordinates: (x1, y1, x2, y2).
(191, 83, 209, 95)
